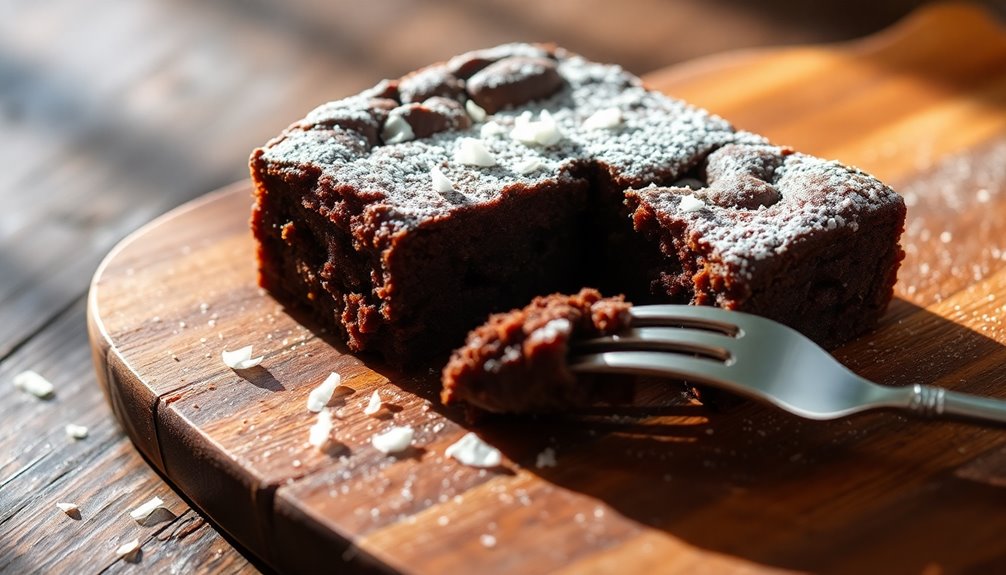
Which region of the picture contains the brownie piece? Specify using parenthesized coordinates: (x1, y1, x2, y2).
(250, 43, 905, 366)
(441, 288, 631, 415)
(625, 144, 906, 347)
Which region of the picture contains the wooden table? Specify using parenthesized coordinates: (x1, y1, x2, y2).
(2, 2, 1004, 573)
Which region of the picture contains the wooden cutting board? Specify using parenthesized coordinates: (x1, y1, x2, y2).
(88, 5, 1006, 574)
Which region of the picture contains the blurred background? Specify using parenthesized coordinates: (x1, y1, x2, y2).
(2, 1, 1005, 572)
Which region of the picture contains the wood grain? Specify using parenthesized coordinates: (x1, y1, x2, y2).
(86, 4, 1006, 575)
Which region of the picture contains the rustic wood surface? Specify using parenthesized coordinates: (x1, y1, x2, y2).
(4, 1, 1006, 573)
(81, 3, 1006, 574)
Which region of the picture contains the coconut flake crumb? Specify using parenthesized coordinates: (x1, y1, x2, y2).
(445, 432, 502, 468)
(13, 370, 54, 399)
(56, 502, 80, 519)
(129, 497, 174, 526)
(65, 424, 89, 440)
(115, 539, 141, 562)
(221, 346, 263, 370)
(514, 157, 545, 175)
(510, 110, 563, 146)
(372, 426, 414, 454)
(583, 107, 622, 130)
(678, 194, 705, 213)
(382, 115, 415, 144)
(465, 99, 488, 122)
(455, 138, 496, 167)
(535, 447, 557, 468)
(431, 166, 455, 193)
(480, 121, 508, 139)
(480, 533, 497, 548)
(307, 372, 342, 413)
(363, 390, 384, 416)
(308, 409, 334, 449)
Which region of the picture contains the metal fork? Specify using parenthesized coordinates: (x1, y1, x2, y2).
(570, 305, 1006, 425)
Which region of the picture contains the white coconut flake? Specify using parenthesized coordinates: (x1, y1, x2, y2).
(307, 372, 341, 413)
(372, 426, 414, 454)
(678, 194, 705, 213)
(221, 346, 263, 370)
(381, 115, 414, 144)
(535, 447, 557, 468)
(583, 107, 622, 130)
(308, 409, 334, 449)
(129, 497, 165, 524)
(13, 370, 54, 399)
(445, 432, 502, 468)
(65, 424, 89, 440)
(363, 390, 384, 416)
(527, 318, 572, 345)
(455, 138, 496, 167)
(56, 502, 80, 519)
(514, 157, 544, 175)
(431, 166, 455, 193)
(115, 539, 141, 561)
(480, 533, 497, 548)
(480, 121, 507, 139)
(510, 110, 562, 146)
(465, 99, 488, 122)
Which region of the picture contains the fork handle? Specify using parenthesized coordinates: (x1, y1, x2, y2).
(906, 384, 1006, 425)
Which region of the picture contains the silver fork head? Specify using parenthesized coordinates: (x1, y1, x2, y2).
(570, 305, 895, 420)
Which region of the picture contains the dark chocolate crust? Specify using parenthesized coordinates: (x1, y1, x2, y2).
(441, 289, 631, 414)
(250, 43, 906, 366)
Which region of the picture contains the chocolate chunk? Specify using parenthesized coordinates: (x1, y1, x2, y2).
(447, 44, 552, 79)
(296, 98, 397, 147)
(466, 57, 564, 114)
(382, 97, 472, 144)
(701, 145, 786, 209)
(399, 66, 466, 104)
(361, 79, 400, 102)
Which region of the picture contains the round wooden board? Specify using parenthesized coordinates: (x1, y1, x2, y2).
(89, 5, 1006, 574)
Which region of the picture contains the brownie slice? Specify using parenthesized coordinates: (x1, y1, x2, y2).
(250, 42, 905, 366)
(441, 288, 631, 415)
(625, 144, 906, 347)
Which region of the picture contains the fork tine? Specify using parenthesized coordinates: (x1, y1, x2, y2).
(630, 305, 758, 335)
(574, 327, 737, 362)
(569, 350, 735, 387)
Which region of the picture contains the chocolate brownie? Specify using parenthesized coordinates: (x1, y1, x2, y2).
(250, 43, 905, 366)
(441, 289, 631, 415)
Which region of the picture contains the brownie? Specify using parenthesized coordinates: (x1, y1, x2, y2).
(441, 288, 631, 415)
(250, 43, 905, 366)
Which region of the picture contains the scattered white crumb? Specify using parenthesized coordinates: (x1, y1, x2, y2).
(480, 533, 497, 548)
(372, 426, 414, 454)
(455, 138, 496, 167)
(221, 346, 263, 370)
(480, 121, 507, 138)
(363, 390, 383, 416)
(65, 424, 89, 440)
(308, 409, 334, 449)
(535, 447, 557, 468)
(382, 115, 414, 144)
(431, 166, 455, 193)
(678, 194, 705, 213)
(115, 539, 140, 561)
(13, 370, 54, 399)
(940, 231, 953, 243)
(445, 432, 502, 468)
(129, 497, 166, 524)
(510, 110, 562, 146)
(583, 107, 622, 130)
(465, 99, 488, 122)
(514, 157, 544, 175)
(56, 502, 80, 518)
(307, 372, 342, 413)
